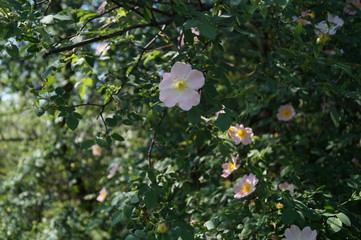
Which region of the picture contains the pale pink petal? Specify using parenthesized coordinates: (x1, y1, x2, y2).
(97, 1, 107, 14)
(186, 70, 205, 89)
(159, 89, 179, 107)
(285, 225, 301, 240)
(177, 89, 200, 111)
(159, 73, 174, 90)
(170, 62, 192, 79)
(301, 227, 317, 240)
(107, 163, 119, 179)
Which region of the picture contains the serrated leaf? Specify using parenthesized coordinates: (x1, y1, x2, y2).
(6, 43, 19, 58)
(327, 217, 342, 232)
(187, 107, 201, 124)
(67, 115, 79, 131)
(330, 106, 340, 127)
(282, 208, 298, 224)
(112, 133, 124, 141)
(144, 190, 157, 209)
(215, 112, 232, 132)
(336, 212, 351, 226)
(82, 77, 93, 86)
(81, 140, 95, 149)
(198, 21, 216, 40)
(53, 14, 73, 21)
(42, 66, 56, 78)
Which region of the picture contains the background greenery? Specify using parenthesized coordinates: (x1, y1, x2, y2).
(0, 0, 360, 239)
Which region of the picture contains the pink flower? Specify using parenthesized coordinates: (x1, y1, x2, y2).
(91, 144, 102, 156)
(107, 163, 119, 179)
(282, 225, 317, 240)
(277, 104, 296, 121)
(96, 188, 107, 202)
(228, 124, 253, 145)
(233, 173, 259, 199)
(159, 62, 205, 111)
(179, 28, 200, 46)
(301, 10, 315, 18)
(95, 42, 110, 56)
(278, 182, 295, 195)
(344, 0, 361, 15)
(221, 154, 240, 178)
(97, 1, 107, 14)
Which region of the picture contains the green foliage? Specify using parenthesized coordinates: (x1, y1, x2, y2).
(1, 0, 361, 239)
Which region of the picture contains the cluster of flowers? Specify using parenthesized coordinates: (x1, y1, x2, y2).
(158, 62, 316, 239)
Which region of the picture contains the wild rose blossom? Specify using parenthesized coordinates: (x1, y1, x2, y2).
(91, 144, 102, 156)
(96, 188, 107, 202)
(159, 62, 205, 111)
(228, 124, 253, 145)
(107, 163, 119, 179)
(221, 154, 240, 178)
(95, 42, 110, 56)
(315, 14, 344, 35)
(282, 225, 317, 240)
(233, 173, 259, 199)
(344, 0, 361, 15)
(277, 104, 296, 121)
(97, 1, 107, 14)
(279, 182, 295, 195)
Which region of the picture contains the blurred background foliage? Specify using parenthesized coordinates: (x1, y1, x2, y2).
(0, 0, 360, 239)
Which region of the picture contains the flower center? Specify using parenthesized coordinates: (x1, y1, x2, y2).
(237, 129, 247, 139)
(174, 80, 186, 90)
(296, 19, 308, 25)
(281, 109, 291, 118)
(240, 183, 252, 194)
(227, 163, 235, 171)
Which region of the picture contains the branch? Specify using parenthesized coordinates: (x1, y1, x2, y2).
(78, 5, 120, 32)
(147, 109, 167, 169)
(43, 19, 172, 58)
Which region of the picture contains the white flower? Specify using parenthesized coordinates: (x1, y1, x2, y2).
(159, 62, 205, 111)
(282, 225, 317, 240)
(315, 14, 344, 35)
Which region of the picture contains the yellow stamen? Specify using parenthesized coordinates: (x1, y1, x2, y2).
(174, 80, 186, 90)
(227, 163, 235, 171)
(296, 19, 308, 25)
(228, 127, 235, 134)
(240, 183, 252, 194)
(280, 109, 291, 118)
(237, 129, 247, 139)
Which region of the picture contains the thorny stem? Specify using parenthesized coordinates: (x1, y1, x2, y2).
(147, 109, 167, 169)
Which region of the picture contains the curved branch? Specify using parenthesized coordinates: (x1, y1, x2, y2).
(43, 19, 172, 58)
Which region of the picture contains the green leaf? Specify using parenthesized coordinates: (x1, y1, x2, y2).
(81, 140, 95, 150)
(34, 107, 45, 117)
(6, 43, 19, 58)
(53, 14, 73, 21)
(81, 77, 93, 86)
(67, 115, 79, 131)
(112, 133, 124, 141)
(327, 217, 342, 232)
(330, 106, 340, 127)
(42, 66, 56, 78)
(336, 213, 351, 226)
(187, 107, 201, 125)
(215, 112, 232, 132)
(198, 21, 216, 40)
(282, 208, 298, 224)
(105, 118, 117, 127)
(144, 190, 157, 209)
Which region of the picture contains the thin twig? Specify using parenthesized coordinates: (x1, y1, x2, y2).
(66, 103, 104, 108)
(147, 109, 167, 168)
(43, 19, 172, 58)
(44, 0, 52, 15)
(79, 5, 120, 32)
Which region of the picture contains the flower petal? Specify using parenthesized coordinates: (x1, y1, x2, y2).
(159, 73, 174, 90)
(159, 89, 179, 107)
(171, 62, 192, 79)
(285, 225, 301, 240)
(178, 89, 200, 111)
(186, 70, 205, 89)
